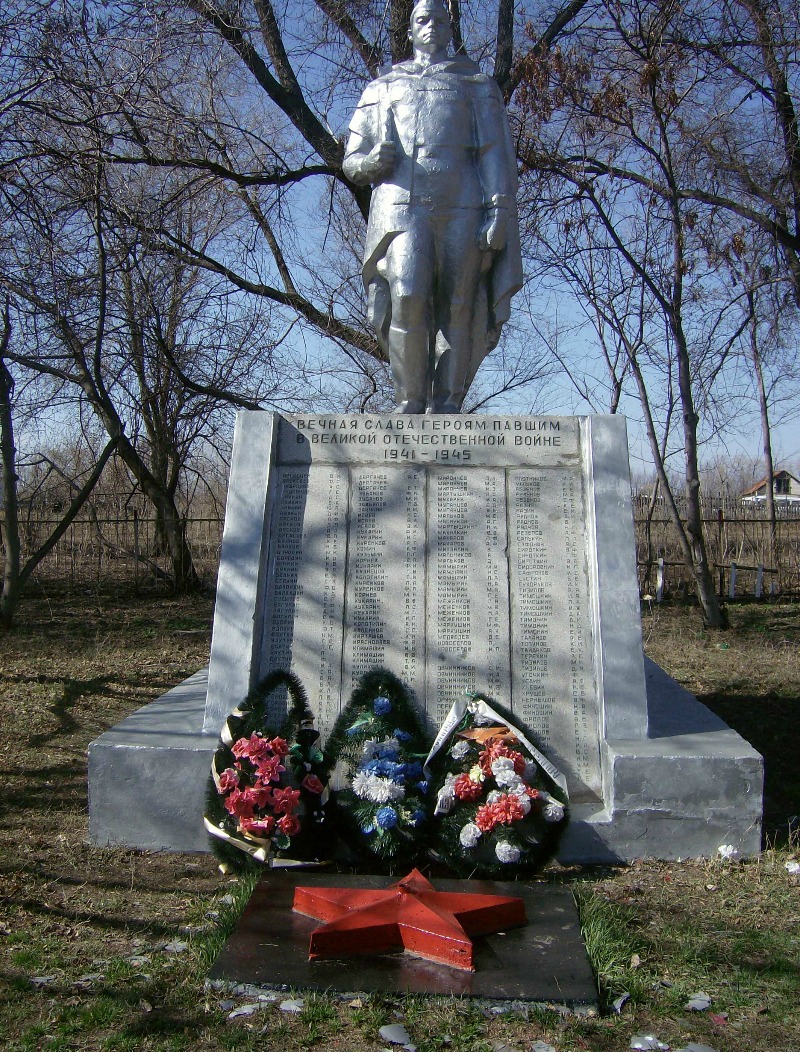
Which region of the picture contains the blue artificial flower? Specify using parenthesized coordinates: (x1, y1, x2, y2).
(405, 760, 423, 779)
(416, 780, 429, 795)
(373, 696, 392, 716)
(375, 806, 398, 830)
(364, 758, 402, 779)
(393, 729, 412, 743)
(360, 823, 375, 836)
(411, 809, 426, 826)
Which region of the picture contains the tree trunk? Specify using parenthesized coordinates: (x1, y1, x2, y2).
(673, 322, 726, 626)
(748, 297, 777, 568)
(0, 309, 20, 629)
(111, 435, 200, 591)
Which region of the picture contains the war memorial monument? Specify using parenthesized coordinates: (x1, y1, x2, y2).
(88, 1, 763, 866)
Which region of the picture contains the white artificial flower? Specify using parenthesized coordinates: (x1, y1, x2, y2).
(512, 790, 532, 815)
(449, 740, 471, 760)
(471, 711, 494, 726)
(468, 764, 484, 783)
(352, 772, 404, 804)
(435, 773, 458, 815)
(351, 771, 373, 797)
(491, 756, 515, 777)
(524, 760, 538, 781)
(718, 843, 740, 861)
(486, 790, 503, 805)
(543, 799, 565, 822)
(493, 765, 522, 791)
(495, 841, 521, 863)
(459, 822, 482, 848)
(361, 739, 380, 760)
(785, 860, 800, 874)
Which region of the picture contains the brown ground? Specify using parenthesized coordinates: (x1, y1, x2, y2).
(0, 588, 798, 1051)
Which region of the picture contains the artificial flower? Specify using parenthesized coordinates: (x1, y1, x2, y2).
(489, 793, 526, 825)
(278, 813, 301, 836)
(459, 822, 482, 848)
(454, 773, 484, 801)
(375, 806, 398, 829)
(449, 740, 471, 760)
(231, 732, 271, 762)
(217, 768, 239, 792)
(254, 754, 285, 785)
(301, 773, 325, 794)
(222, 787, 257, 820)
(495, 840, 521, 863)
(239, 815, 275, 838)
(271, 785, 301, 815)
(351, 771, 405, 803)
(373, 696, 392, 715)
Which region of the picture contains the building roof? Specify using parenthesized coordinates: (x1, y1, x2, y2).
(741, 469, 800, 497)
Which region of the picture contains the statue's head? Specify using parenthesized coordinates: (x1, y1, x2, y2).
(408, 0, 452, 56)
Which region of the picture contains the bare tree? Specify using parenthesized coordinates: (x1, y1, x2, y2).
(514, 0, 768, 624)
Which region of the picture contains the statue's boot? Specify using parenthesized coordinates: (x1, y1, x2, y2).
(430, 331, 470, 413)
(389, 323, 429, 413)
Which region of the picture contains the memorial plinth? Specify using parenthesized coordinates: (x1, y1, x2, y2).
(88, 412, 763, 862)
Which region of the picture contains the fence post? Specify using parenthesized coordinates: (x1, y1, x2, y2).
(755, 564, 763, 599)
(656, 557, 664, 602)
(133, 509, 140, 594)
(728, 561, 737, 600)
(717, 507, 725, 595)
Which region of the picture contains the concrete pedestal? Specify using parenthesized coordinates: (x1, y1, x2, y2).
(88, 658, 763, 862)
(88, 411, 763, 862)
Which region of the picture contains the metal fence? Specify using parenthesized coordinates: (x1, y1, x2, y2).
(5, 502, 800, 598)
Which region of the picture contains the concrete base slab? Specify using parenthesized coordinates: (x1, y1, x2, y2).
(88, 657, 763, 862)
(207, 872, 598, 1008)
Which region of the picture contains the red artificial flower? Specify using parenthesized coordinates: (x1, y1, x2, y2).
(267, 736, 290, 757)
(453, 773, 483, 801)
(239, 815, 275, 838)
(278, 813, 301, 837)
(478, 739, 527, 777)
(218, 768, 240, 792)
(255, 754, 285, 785)
(271, 785, 301, 816)
(301, 773, 325, 794)
(231, 732, 271, 762)
(489, 793, 525, 825)
(223, 787, 257, 820)
(475, 803, 498, 833)
(243, 785, 274, 809)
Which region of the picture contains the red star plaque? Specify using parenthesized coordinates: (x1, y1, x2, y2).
(292, 868, 527, 971)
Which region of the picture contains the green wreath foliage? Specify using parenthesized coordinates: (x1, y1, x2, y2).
(204, 670, 335, 873)
(325, 668, 432, 868)
(425, 693, 569, 878)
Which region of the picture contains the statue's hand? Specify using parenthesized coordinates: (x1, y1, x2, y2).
(361, 141, 397, 181)
(478, 207, 508, 253)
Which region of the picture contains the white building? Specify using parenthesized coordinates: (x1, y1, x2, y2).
(741, 470, 800, 505)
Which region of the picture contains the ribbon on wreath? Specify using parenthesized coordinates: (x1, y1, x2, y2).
(424, 692, 569, 811)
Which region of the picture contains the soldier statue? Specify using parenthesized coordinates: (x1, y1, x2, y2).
(343, 0, 523, 413)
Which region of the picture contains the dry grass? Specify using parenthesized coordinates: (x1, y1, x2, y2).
(0, 588, 798, 1051)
